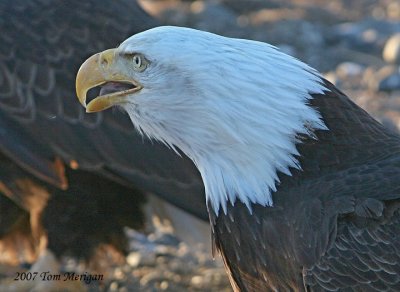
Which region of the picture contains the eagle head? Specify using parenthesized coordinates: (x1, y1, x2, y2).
(76, 26, 328, 214)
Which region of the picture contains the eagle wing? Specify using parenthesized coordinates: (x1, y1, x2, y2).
(301, 83, 400, 290)
(0, 0, 207, 220)
(212, 173, 400, 291)
(304, 198, 400, 291)
(300, 154, 400, 291)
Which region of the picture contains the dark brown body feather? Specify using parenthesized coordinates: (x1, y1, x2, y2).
(0, 0, 206, 267)
(0, 0, 206, 220)
(209, 80, 400, 291)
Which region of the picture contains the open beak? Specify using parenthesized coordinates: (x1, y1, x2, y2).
(76, 48, 142, 113)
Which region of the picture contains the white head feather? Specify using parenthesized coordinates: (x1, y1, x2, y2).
(117, 26, 328, 215)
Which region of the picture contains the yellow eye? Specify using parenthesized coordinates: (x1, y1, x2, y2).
(130, 53, 148, 72)
(133, 54, 142, 68)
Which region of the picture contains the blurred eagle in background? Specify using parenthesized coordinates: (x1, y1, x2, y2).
(0, 0, 207, 290)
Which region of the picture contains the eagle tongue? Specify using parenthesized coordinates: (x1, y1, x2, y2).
(100, 82, 134, 96)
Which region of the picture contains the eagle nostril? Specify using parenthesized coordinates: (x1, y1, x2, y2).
(100, 57, 108, 67)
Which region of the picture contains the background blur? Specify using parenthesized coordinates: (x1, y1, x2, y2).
(1, 0, 400, 291)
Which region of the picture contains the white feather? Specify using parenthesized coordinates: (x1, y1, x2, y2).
(117, 26, 328, 215)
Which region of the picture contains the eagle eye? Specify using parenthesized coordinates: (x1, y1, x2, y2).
(130, 53, 147, 72)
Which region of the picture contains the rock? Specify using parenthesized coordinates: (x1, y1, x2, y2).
(192, 1, 238, 34)
(127, 250, 157, 267)
(272, 20, 324, 49)
(336, 62, 364, 79)
(378, 72, 400, 91)
(159, 280, 169, 290)
(108, 281, 119, 291)
(149, 232, 181, 246)
(328, 19, 400, 54)
(126, 252, 141, 268)
(125, 228, 150, 245)
(365, 65, 397, 91)
(139, 270, 165, 286)
(383, 33, 400, 64)
(387, 1, 400, 20)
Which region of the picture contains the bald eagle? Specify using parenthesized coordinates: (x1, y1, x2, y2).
(77, 26, 400, 291)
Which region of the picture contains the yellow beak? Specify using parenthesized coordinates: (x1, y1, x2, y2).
(76, 48, 142, 113)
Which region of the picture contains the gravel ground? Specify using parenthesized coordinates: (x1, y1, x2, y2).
(2, 0, 400, 291)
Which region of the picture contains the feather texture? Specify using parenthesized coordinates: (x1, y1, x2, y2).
(119, 26, 328, 213)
